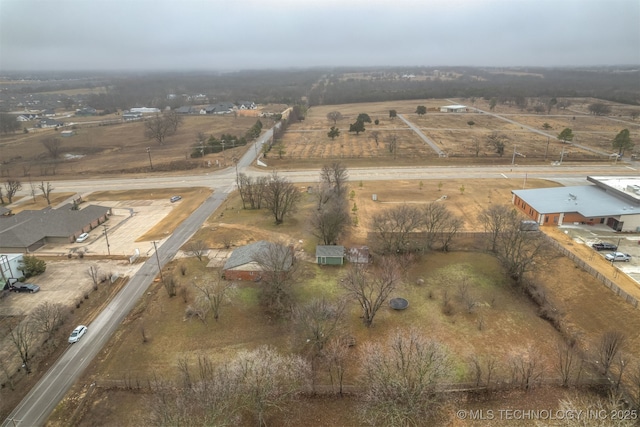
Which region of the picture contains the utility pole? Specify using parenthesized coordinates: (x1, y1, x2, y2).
(146, 147, 153, 170)
(544, 137, 550, 160)
(103, 225, 110, 256)
(152, 241, 163, 281)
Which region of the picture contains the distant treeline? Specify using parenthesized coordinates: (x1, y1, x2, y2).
(4, 66, 639, 109)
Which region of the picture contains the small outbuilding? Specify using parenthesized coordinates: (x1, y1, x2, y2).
(316, 245, 345, 265)
(440, 104, 468, 113)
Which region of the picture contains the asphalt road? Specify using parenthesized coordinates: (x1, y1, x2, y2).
(3, 125, 639, 425)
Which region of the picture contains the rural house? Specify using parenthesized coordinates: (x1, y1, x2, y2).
(316, 245, 345, 265)
(36, 118, 64, 128)
(511, 176, 640, 231)
(440, 104, 468, 113)
(222, 241, 294, 281)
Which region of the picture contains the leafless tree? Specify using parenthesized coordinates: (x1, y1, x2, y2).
(4, 179, 22, 203)
(185, 240, 208, 261)
(509, 346, 544, 391)
(597, 330, 625, 376)
(30, 301, 66, 346)
(41, 137, 62, 159)
(486, 132, 507, 157)
(8, 321, 35, 373)
(322, 336, 350, 396)
(237, 173, 267, 210)
(370, 204, 423, 254)
(457, 278, 477, 313)
(232, 346, 310, 426)
(478, 204, 517, 252)
(263, 172, 301, 225)
(28, 178, 37, 203)
(386, 133, 398, 159)
(340, 257, 400, 327)
(320, 161, 349, 197)
(311, 194, 350, 245)
(252, 241, 297, 316)
(38, 181, 54, 205)
(423, 202, 462, 251)
(0, 358, 15, 390)
(554, 339, 579, 387)
(359, 328, 451, 425)
(293, 298, 346, 359)
(629, 361, 640, 406)
(162, 276, 177, 297)
(472, 137, 481, 157)
(193, 274, 236, 322)
(87, 265, 100, 288)
(494, 213, 548, 284)
(164, 110, 183, 132)
(326, 111, 343, 125)
(144, 113, 174, 145)
(369, 130, 381, 147)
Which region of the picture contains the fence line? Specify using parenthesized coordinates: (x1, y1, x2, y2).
(539, 233, 639, 309)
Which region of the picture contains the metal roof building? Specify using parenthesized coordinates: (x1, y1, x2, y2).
(511, 176, 640, 232)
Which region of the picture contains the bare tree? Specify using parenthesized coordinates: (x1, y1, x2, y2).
(237, 173, 267, 210)
(144, 113, 174, 145)
(597, 330, 625, 375)
(554, 339, 578, 387)
(28, 178, 37, 203)
(164, 110, 183, 132)
(87, 265, 100, 288)
(422, 202, 463, 251)
(478, 204, 517, 252)
(263, 172, 301, 225)
(472, 137, 481, 157)
(494, 213, 548, 284)
(509, 346, 544, 390)
(38, 181, 54, 205)
(386, 133, 398, 159)
(370, 204, 423, 254)
(320, 161, 349, 197)
(193, 274, 236, 322)
(162, 276, 177, 297)
(185, 240, 208, 261)
(369, 130, 381, 147)
(326, 111, 343, 125)
(457, 278, 477, 313)
(293, 298, 346, 359)
(8, 321, 35, 373)
(311, 194, 350, 245)
(232, 346, 310, 426)
(340, 257, 400, 327)
(30, 301, 66, 345)
(486, 132, 507, 157)
(4, 179, 22, 203)
(252, 241, 297, 316)
(322, 336, 350, 396)
(359, 328, 451, 425)
(41, 137, 62, 159)
(555, 392, 637, 427)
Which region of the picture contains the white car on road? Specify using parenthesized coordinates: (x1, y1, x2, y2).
(604, 252, 631, 262)
(68, 325, 87, 343)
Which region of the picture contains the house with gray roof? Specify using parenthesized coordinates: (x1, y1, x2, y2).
(204, 102, 235, 115)
(0, 204, 111, 252)
(222, 240, 293, 281)
(511, 176, 640, 232)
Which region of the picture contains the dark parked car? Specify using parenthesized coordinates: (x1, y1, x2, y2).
(7, 280, 40, 293)
(592, 242, 618, 251)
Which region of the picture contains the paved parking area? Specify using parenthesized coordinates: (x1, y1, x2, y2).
(560, 224, 640, 282)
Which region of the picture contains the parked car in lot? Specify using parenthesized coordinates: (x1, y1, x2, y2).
(604, 252, 632, 262)
(76, 232, 89, 243)
(592, 242, 618, 251)
(69, 325, 87, 343)
(170, 195, 182, 203)
(7, 279, 40, 293)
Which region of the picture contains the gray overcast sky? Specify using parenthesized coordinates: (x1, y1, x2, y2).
(1, 0, 638, 71)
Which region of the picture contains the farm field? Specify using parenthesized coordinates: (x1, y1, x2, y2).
(45, 178, 640, 426)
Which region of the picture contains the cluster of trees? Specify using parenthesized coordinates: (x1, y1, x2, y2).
(191, 133, 248, 158)
(311, 162, 350, 245)
(237, 171, 300, 225)
(370, 203, 464, 255)
(0, 179, 55, 206)
(18, 255, 47, 278)
(349, 113, 372, 135)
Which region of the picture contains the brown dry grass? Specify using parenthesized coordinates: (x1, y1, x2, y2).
(10, 192, 76, 213)
(46, 177, 640, 426)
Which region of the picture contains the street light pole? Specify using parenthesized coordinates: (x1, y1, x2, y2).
(103, 225, 110, 256)
(146, 147, 153, 170)
(152, 241, 164, 281)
